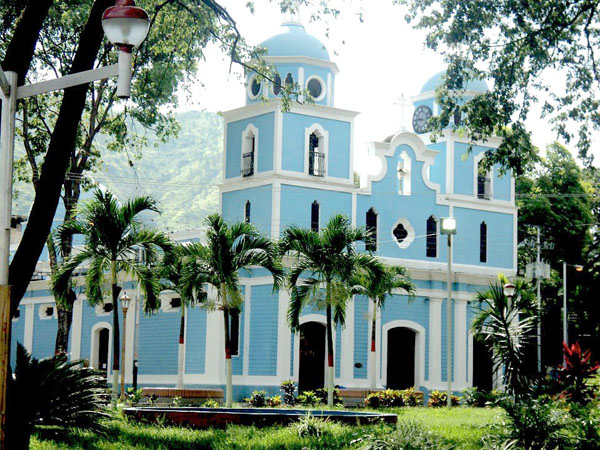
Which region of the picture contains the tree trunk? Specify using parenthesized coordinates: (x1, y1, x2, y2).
(176, 303, 185, 389)
(326, 302, 334, 407)
(54, 290, 74, 354)
(111, 262, 121, 404)
(370, 299, 377, 390)
(221, 283, 233, 407)
(8, 0, 113, 314)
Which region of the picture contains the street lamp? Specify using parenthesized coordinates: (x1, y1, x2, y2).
(562, 262, 583, 350)
(440, 217, 457, 408)
(0, 0, 149, 438)
(119, 291, 131, 400)
(503, 283, 516, 302)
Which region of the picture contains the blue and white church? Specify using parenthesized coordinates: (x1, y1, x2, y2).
(11, 20, 516, 400)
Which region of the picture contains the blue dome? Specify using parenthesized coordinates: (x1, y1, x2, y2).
(259, 22, 330, 61)
(420, 70, 488, 93)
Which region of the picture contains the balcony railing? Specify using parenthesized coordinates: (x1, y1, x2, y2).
(309, 150, 326, 177)
(477, 175, 491, 200)
(242, 151, 254, 177)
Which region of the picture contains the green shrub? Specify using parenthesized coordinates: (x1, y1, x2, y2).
(267, 395, 282, 407)
(297, 390, 320, 406)
(359, 420, 451, 449)
(427, 390, 459, 407)
(247, 390, 267, 407)
(293, 412, 332, 438)
(315, 387, 342, 405)
(125, 387, 143, 406)
(203, 399, 220, 408)
(365, 389, 404, 408)
(401, 387, 423, 406)
(280, 380, 297, 406)
(462, 387, 502, 407)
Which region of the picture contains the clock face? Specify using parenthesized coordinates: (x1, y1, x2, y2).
(412, 105, 432, 134)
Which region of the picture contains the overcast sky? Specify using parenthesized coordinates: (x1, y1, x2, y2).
(182, 1, 587, 167)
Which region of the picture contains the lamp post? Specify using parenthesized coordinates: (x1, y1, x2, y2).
(0, 0, 149, 442)
(440, 216, 456, 408)
(503, 283, 516, 305)
(119, 291, 131, 400)
(562, 262, 583, 350)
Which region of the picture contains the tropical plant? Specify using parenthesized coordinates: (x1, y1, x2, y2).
(6, 344, 109, 449)
(427, 390, 459, 407)
(280, 214, 383, 407)
(280, 380, 297, 406)
(352, 265, 415, 389)
(359, 420, 450, 450)
(294, 412, 332, 438)
(159, 243, 207, 389)
(180, 213, 282, 407)
(296, 390, 320, 407)
(51, 188, 171, 401)
(472, 277, 536, 399)
(557, 342, 600, 406)
(247, 390, 267, 407)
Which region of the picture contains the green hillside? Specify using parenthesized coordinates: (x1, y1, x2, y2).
(12, 110, 224, 232)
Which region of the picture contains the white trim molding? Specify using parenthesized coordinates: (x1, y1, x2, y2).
(304, 123, 329, 177)
(391, 218, 415, 249)
(381, 320, 426, 388)
(90, 321, 113, 378)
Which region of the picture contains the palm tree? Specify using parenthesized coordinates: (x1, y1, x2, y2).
(471, 276, 535, 399)
(352, 265, 415, 389)
(180, 214, 283, 407)
(159, 243, 207, 389)
(280, 214, 383, 407)
(52, 188, 171, 402)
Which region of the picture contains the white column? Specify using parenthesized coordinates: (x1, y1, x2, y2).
(205, 285, 223, 383)
(428, 297, 442, 384)
(341, 296, 354, 385)
(298, 67, 305, 103)
(24, 303, 34, 353)
(454, 299, 468, 387)
(276, 289, 291, 380)
(242, 285, 251, 376)
(70, 298, 84, 360)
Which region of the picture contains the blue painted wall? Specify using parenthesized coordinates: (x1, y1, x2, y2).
(281, 113, 351, 179)
(139, 309, 180, 375)
(353, 295, 369, 379)
(440, 298, 455, 382)
(80, 302, 114, 364)
(31, 304, 58, 360)
(248, 285, 279, 376)
(10, 308, 25, 368)
(225, 113, 275, 178)
(185, 305, 207, 374)
(221, 185, 273, 236)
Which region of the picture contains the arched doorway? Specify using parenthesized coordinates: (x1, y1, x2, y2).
(386, 327, 416, 389)
(298, 322, 325, 392)
(91, 324, 111, 378)
(472, 337, 493, 391)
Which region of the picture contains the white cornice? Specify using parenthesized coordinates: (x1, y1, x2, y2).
(251, 56, 340, 74)
(220, 172, 358, 193)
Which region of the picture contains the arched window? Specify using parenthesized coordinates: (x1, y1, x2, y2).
(242, 125, 257, 177)
(245, 201, 251, 223)
(285, 72, 294, 88)
(397, 151, 411, 195)
(309, 132, 325, 176)
(477, 161, 491, 199)
(480, 222, 487, 263)
(229, 309, 240, 356)
(273, 73, 282, 96)
(366, 208, 377, 251)
(426, 216, 437, 258)
(311, 201, 320, 232)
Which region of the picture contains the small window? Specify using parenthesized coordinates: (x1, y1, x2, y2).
(242, 129, 256, 177)
(273, 73, 282, 96)
(477, 162, 491, 200)
(453, 107, 462, 126)
(245, 201, 251, 223)
(170, 297, 182, 308)
(229, 309, 240, 356)
(426, 216, 437, 257)
(103, 303, 113, 313)
(307, 77, 323, 99)
(366, 208, 377, 251)
(480, 222, 487, 263)
(393, 223, 408, 243)
(308, 133, 325, 176)
(284, 72, 294, 88)
(250, 76, 261, 97)
(311, 201, 320, 232)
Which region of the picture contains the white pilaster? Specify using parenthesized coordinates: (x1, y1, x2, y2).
(205, 285, 224, 381)
(242, 285, 251, 376)
(24, 303, 34, 352)
(341, 296, 354, 385)
(70, 297, 84, 360)
(124, 295, 136, 383)
(276, 289, 291, 380)
(298, 67, 305, 103)
(454, 299, 468, 386)
(428, 297, 442, 384)
(272, 180, 281, 239)
(446, 137, 454, 194)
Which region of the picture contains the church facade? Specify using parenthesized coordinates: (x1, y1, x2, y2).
(11, 21, 516, 400)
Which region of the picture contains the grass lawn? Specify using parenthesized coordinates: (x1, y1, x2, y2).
(30, 407, 502, 449)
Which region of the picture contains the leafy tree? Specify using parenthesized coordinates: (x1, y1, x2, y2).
(180, 214, 282, 407)
(472, 276, 536, 399)
(159, 242, 207, 389)
(401, 0, 600, 172)
(351, 265, 415, 390)
(51, 188, 171, 401)
(280, 214, 383, 407)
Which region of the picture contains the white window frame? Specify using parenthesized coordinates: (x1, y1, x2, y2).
(95, 301, 114, 317)
(474, 153, 493, 200)
(39, 303, 57, 320)
(391, 218, 415, 249)
(246, 73, 262, 100)
(160, 292, 182, 313)
(305, 74, 326, 102)
(304, 123, 329, 176)
(241, 123, 259, 176)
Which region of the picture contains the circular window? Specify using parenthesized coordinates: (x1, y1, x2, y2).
(393, 223, 408, 243)
(307, 77, 323, 99)
(247, 75, 261, 99)
(272, 73, 282, 96)
(285, 73, 294, 88)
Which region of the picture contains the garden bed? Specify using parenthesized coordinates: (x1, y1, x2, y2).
(123, 406, 397, 429)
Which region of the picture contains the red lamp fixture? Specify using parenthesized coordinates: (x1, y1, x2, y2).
(102, 0, 150, 98)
